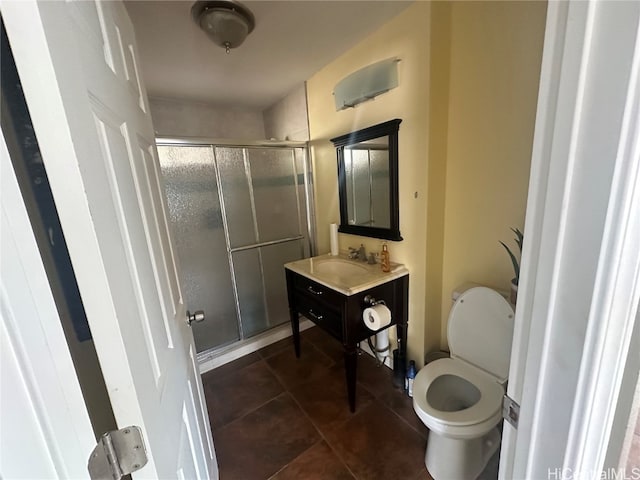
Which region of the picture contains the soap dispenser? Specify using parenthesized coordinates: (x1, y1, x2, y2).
(381, 243, 391, 272)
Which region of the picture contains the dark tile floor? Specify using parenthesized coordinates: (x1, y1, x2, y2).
(202, 327, 432, 480)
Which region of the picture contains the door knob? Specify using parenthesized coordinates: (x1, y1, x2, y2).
(186, 310, 205, 326)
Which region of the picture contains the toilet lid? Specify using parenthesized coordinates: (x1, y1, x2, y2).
(448, 287, 514, 382)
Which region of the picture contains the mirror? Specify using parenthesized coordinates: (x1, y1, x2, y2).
(331, 119, 402, 241)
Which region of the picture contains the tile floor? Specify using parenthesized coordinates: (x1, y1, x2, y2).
(202, 326, 431, 480)
(203, 326, 502, 479)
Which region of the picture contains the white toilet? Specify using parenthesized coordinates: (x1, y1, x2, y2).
(413, 286, 514, 480)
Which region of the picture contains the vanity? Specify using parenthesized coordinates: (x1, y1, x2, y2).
(285, 255, 409, 412)
(285, 118, 407, 412)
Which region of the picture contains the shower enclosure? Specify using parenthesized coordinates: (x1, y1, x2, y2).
(157, 139, 314, 356)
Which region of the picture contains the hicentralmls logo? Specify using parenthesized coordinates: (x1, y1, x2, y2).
(548, 468, 640, 480)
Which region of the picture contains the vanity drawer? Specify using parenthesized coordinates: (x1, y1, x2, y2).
(296, 295, 343, 341)
(293, 275, 343, 311)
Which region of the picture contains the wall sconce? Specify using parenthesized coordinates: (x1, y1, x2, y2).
(333, 57, 400, 111)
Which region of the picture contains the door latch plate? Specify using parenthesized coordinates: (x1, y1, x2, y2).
(502, 394, 520, 429)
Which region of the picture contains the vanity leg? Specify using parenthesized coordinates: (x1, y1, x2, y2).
(395, 274, 409, 385)
(290, 309, 300, 358)
(344, 345, 358, 413)
(396, 322, 407, 383)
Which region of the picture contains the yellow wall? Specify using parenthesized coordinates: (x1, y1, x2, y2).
(425, 1, 452, 358)
(307, 0, 547, 362)
(306, 1, 434, 365)
(439, 1, 547, 347)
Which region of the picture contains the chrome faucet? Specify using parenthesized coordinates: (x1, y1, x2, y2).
(348, 244, 367, 261)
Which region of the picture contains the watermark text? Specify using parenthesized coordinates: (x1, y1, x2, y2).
(548, 467, 640, 480)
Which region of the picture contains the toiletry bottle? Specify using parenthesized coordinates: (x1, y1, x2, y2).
(381, 243, 391, 272)
(406, 360, 417, 397)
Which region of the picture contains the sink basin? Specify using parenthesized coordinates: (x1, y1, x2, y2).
(285, 254, 408, 296)
(313, 258, 368, 277)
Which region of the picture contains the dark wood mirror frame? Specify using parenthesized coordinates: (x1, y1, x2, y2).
(330, 118, 403, 241)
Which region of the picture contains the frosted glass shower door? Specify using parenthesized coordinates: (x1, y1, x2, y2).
(158, 142, 312, 354)
(217, 146, 310, 338)
(158, 145, 239, 352)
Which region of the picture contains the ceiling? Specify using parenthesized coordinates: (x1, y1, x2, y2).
(124, 1, 413, 109)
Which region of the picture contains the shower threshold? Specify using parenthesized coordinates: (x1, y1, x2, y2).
(197, 318, 315, 374)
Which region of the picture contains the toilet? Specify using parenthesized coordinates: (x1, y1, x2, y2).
(413, 286, 514, 480)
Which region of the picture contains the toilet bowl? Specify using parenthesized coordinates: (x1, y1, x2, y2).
(413, 286, 514, 480)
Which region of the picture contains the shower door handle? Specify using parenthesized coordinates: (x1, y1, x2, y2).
(186, 310, 205, 326)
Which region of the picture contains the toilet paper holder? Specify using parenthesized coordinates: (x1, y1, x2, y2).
(362, 295, 391, 367)
(363, 294, 386, 307)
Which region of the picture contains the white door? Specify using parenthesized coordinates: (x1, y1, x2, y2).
(1, 1, 216, 478)
(500, 1, 640, 478)
(1, 131, 95, 479)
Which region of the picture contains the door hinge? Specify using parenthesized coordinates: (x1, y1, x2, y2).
(88, 426, 148, 480)
(502, 394, 520, 429)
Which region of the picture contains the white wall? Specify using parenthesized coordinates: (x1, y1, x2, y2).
(149, 96, 266, 139)
(263, 84, 310, 141)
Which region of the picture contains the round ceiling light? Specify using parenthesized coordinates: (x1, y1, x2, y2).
(191, 1, 255, 54)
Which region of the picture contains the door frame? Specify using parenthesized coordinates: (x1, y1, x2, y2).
(500, 1, 640, 478)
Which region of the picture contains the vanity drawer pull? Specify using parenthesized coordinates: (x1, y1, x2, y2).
(308, 309, 324, 321)
(307, 286, 323, 296)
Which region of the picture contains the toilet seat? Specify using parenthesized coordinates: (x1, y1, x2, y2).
(413, 358, 504, 429)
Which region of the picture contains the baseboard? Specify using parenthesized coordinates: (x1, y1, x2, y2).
(197, 319, 314, 374)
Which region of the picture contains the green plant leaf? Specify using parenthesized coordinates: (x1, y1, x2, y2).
(500, 240, 520, 284)
(511, 227, 524, 252)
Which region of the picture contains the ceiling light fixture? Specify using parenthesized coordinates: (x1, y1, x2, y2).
(191, 1, 255, 54)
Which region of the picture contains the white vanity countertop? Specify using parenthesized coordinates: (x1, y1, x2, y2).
(285, 253, 409, 296)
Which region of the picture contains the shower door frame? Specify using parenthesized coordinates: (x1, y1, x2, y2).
(156, 137, 316, 361)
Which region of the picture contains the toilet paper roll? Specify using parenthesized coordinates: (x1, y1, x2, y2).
(330, 223, 339, 256)
(362, 304, 392, 331)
